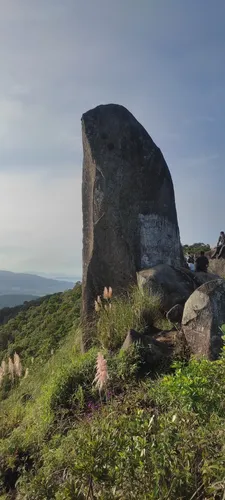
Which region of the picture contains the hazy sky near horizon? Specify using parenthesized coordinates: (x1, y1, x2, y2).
(0, 0, 225, 275)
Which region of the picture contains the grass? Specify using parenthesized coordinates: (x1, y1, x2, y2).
(95, 286, 167, 350)
(2, 355, 225, 499)
(0, 283, 225, 499)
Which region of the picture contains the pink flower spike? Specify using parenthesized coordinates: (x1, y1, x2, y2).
(94, 300, 100, 312)
(93, 352, 109, 393)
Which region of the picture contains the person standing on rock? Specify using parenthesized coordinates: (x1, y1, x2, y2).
(187, 254, 195, 271)
(195, 251, 209, 273)
(211, 231, 225, 259)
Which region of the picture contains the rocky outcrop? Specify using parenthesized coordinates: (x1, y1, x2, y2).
(137, 264, 220, 312)
(137, 265, 195, 310)
(194, 271, 219, 287)
(182, 279, 225, 360)
(82, 104, 184, 318)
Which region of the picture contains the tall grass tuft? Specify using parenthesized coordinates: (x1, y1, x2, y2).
(93, 352, 109, 394)
(1, 360, 7, 376)
(0, 354, 23, 390)
(96, 285, 161, 350)
(0, 360, 7, 387)
(8, 357, 15, 383)
(14, 352, 22, 378)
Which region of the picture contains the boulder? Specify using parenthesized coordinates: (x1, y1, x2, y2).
(81, 104, 184, 318)
(137, 264, 221, 311)
(137, 265, 195, 310)
(182, 279, 225, 360)
(194, 271, 219, 287)
(166, 304, 183, 323)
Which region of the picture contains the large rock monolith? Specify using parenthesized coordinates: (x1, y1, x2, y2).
(182, 279, 225, 360)
(82, 104, 184, 318)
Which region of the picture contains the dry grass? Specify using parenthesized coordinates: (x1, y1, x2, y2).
(208, 259, 225, 278)
(0, 353, 23, 388)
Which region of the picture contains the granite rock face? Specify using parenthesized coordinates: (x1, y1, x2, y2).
(182, 279, 225, 360)
(137, 265, 220, 312)
(82, 104, 184, 317)
(137, 265, 195, 311)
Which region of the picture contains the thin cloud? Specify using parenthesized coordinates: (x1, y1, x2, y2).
(0, 170, 82, 274)
(0, 0, 224, 272)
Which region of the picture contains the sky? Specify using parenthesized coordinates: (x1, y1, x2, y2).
(0, 0, 225, 276)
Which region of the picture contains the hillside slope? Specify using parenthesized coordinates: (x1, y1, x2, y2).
(0, 284, 81, 366)
(0, 285, 225, 499)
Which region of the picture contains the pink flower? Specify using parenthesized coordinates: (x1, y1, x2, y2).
(103, 286, 113, 300)
(93, 352, 109, 393)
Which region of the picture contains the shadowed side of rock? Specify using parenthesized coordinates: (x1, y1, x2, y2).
(137, 264, 220, 312)
(82, 104, 184, 319)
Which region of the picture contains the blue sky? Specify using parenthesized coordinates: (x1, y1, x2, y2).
(0, 0, 225, 275)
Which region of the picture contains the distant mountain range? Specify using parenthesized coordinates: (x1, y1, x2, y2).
(28, 272, 81, 283)
(0, 270, 76, 309)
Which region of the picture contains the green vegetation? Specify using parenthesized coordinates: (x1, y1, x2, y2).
(0, 284, 81, 366)
(183, 242, 210, 255)
(95, 286, 166, 350)
(0, 284, 225, 499)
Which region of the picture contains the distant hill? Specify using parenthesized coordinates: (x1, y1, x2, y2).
(0, 294, 39, 309)
(0, 270, 74, 297)
(28, 271, 81, 282)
